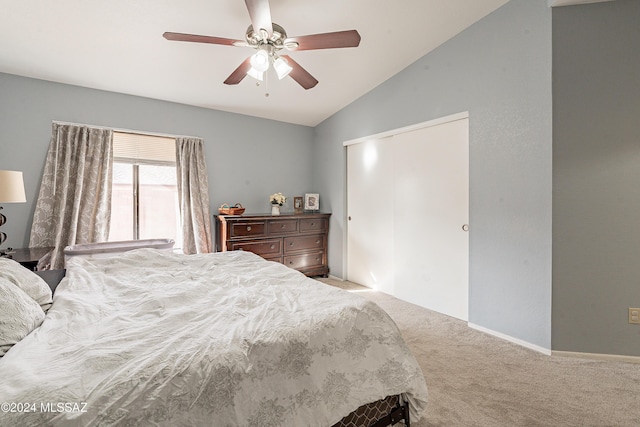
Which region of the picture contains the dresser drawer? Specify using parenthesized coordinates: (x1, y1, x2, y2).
(284, 234, 325, 253)
(284, 252, 325, 270)
(264, 255, 283, 264)
(230, 221, 266, 238)
(230, 239, 281, 256)
(299, 218, 327, 233)
(268, 219, 298, 235)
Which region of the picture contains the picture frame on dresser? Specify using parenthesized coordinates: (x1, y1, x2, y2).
(304, 193, 319, 211)
(293, 196, 303, 213)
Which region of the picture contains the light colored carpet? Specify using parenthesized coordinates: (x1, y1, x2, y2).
(318, 278, 640, 427)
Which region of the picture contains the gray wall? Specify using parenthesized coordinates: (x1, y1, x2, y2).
(5, 0, 635, 357)
(552, 0, 640, 356)
(313, 0, 553, 349)
(0, 73, 314, 250)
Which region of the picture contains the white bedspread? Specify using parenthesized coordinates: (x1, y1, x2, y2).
(0, 249, 427, 426)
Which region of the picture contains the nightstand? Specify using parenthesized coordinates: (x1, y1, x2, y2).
(0, 247, 54, 271)
(35, 269, 66, 295)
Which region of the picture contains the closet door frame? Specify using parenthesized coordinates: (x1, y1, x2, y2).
(344, 111, 469, 320)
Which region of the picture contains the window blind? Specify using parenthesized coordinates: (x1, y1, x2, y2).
(113, 132, 176, 164)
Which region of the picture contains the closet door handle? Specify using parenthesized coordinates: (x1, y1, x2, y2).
(462, 224, 469, 232)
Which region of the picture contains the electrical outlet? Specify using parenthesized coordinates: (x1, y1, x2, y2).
(629, 308, 640, 324)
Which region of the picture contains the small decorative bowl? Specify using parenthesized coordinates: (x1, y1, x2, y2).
(218, 203, 245, 215)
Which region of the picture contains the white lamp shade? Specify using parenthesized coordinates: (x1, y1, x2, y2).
(274, 57, 292, 80)
(0, 170, 27, 203)
(250, 50, 270, 73)
(246, 68, 264, 81)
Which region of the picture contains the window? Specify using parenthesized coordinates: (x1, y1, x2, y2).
(109, 132, 182, 249)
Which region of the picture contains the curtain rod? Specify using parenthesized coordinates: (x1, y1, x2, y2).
(51, 120, 202, 140)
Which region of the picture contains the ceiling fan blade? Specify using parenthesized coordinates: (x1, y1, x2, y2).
(223, 57, 252, 85)
(280, 55, 318, 90)
(245, 0, 273, 37)
(284, 30, 361, 51)
(163, 32, 244, 47)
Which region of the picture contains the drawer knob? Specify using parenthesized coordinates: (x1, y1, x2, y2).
(316, 258, 320, 262)
(289, 261, 294, 265)
(311, 222, 315, 226)
(247, 226, 252, 231)
(270, 244, 275, 249)
(290, 242, 294, 246)
(281, 224, 286, 229)
(316, 239, 320, 244)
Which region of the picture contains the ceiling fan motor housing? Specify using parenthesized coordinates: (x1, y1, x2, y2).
(246, 23, 290, 50)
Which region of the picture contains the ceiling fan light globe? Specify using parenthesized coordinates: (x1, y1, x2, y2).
(247, 67, 264, 82)
(250, 50, 270, 72)
(274, 57, 292, 80)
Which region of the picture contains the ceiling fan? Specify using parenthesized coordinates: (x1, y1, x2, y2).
(163, 0, 361, 90)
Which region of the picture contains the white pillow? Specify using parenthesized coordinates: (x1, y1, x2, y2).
(0, 278, 46, 357)
(0, 257, 53, 312)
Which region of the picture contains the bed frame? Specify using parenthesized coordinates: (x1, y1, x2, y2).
(333, 395, 410, 427)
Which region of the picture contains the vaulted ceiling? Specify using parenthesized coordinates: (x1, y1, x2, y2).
(1, 0, 511, 126)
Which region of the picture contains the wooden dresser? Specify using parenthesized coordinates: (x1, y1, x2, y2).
(215, 212, 330, 277)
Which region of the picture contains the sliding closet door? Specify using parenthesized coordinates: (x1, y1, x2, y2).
(346, 115, 469, 321)
(346, 138, 395, 294)
(393, 118, 469, 321)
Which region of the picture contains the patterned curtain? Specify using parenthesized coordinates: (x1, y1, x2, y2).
(29, 123, 113, 268)
(176, 137, 212, 254)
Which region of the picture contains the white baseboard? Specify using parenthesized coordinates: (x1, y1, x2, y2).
(327, 274, 344, 281)
(468, 322, 552, 356)
(552, 350, 640, 364)
(468, 323, 640, 363)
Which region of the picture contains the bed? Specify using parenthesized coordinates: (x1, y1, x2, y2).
(0, 249, 428, 426)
